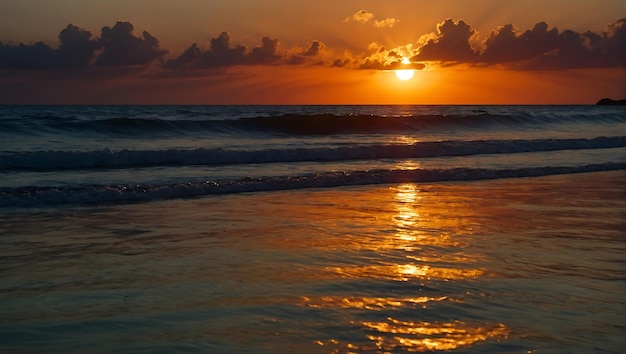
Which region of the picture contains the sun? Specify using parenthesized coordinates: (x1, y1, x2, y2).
(395, 58, 415, 81)
(395, 69, 415, 81)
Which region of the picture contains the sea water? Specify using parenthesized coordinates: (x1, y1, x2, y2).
(0, 105, 625, 353)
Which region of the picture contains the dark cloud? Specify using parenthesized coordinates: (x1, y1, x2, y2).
(482, 18, 626, 69)
(304, 41, 324, 56)
(358, 57, 425, 71)
(412, 19, 478, 62)
(247, 36, 280, 64)
(166, 33, 330, 69)
(332, 59, 348, 67)
(0, 41, 57, 69)
(357, 58, 384, 70)
(0, 24, 100, 69)
(1, 18, 624, 74)
(167, 32, 280, 68)
(58, 24, 101, 67)
(285, 41, 329, 65)
(96, 21, 166, 66)
(410, 17, 626, 69)
(199, 32, 247, 67)
(163, 43, 201, 69)
(386, 61, 425, 70)
(507, 18, 626, 69)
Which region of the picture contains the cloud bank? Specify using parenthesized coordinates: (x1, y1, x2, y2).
(0, 24, 100, 69)
(0, 21, 166, 69)
(409, 18, 626, 69)
(0, 17, 624, 75)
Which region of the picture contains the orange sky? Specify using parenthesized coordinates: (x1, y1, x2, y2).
(0, 1, 624, 104)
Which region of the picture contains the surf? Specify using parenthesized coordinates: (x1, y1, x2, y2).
(1, 136, 624, 171)
(2, 163, 624, 207)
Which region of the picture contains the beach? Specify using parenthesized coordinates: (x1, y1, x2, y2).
(2, 1, 625, 351)
(1, 169, 624, 353)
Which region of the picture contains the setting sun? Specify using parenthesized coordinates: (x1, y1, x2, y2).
(395, 58, 415, 81)
(395, 69, 415, 81)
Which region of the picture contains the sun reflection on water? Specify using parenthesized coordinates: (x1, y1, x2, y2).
(313, 317, 510, 353)
(324, 183, 484, 281)
(301, 295, 451, 310)
(363, 317, 509, 352)
(392, 183, 461, 248)
(391, 136, 422, 145)
(327, 263, 484, 282)
(306, 183, 503, 351)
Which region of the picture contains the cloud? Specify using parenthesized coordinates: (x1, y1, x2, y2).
(344, 10, 374, 24)
(358, 57, 425, 71)
(96, 21, 167, 66)
(354, 43, 425, 71)
(412, 19, 478, 62)
(1, 17, 624, 75)
(304, 41, 324, 56)
(165, 32, 279, 68)
(0, 24, 100, 69)
(408, 17, 626, 69)
(58, 24, 102, 67)
(344, 10, 398, 28)
(166, 33, 332, 69)
(0, 41, 57, 69)
(374, 18, 399, 28)
(480, 18, 626, 69)
(163, 43, 201, 69)
(200, 31, 247, 67)
(386, 61, 425, 70)
(284, 41, 331, 65)
(0, 21, 165, 70)
(247, 36, 280, 64)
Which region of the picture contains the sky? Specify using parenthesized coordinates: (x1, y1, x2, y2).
(0, 0, 624, 104)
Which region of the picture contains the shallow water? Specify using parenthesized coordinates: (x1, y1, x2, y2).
(1, 170, 624, 353)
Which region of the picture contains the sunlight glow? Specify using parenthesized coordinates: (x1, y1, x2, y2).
(395, 57, 415, 80)
(395, 69, 415, 81)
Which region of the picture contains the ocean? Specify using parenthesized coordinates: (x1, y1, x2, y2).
(0, 105, 625, 353)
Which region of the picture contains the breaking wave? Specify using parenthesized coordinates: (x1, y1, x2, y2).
(2, 110, 624, 136)
(2, 137, 624, 171)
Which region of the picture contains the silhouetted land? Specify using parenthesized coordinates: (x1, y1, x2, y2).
(596, 98, 626, 105)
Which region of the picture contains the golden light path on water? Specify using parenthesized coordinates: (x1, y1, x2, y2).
(363, 318, 510, 352)
(301, 295, 451, 311)
(323, 182, 484, 281)
(295, 176, 509, 352)
(301, 295, 491, 352)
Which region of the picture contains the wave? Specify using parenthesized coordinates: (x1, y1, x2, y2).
(1, 163, 624, 207)
(1, 137, 624, 171)
(233, 111, 623, 135)
(2, 110, 624, 136)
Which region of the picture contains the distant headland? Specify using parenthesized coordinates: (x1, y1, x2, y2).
(596, 98, 626, 105)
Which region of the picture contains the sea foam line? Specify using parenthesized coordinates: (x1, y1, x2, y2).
(1, 163, 624, 207)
